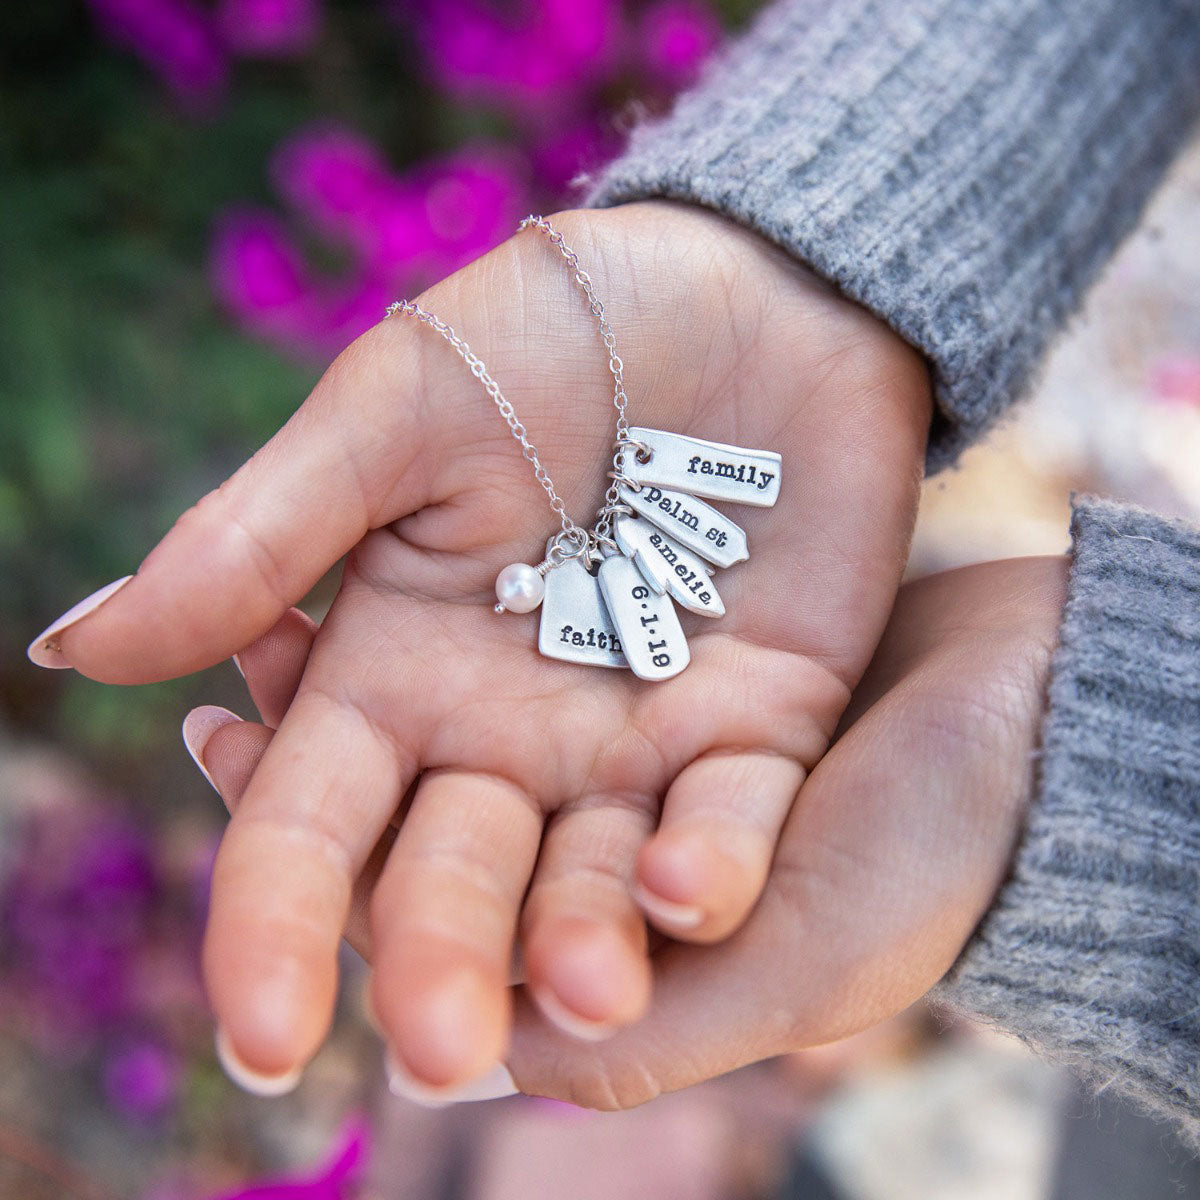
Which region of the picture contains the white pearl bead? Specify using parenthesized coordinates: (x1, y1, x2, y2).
(494, 562, 545, 613)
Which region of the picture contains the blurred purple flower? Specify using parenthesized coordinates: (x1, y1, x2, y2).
(211, 209, 323, 348)
(213, 1118, 369, 1200)
(103, 1039, 180, 1122)
(87, 0, 227, 103)
(638, 0, 721, 89)
(365, 181, 436, 271)
(531, 119, 618, 194)
(319, 274, 396, 353)
(218, 0, 322, 56)
(412, 0, 619, 109)
(272, 126, 394, 250)
(214, 132, 527, 358)
(367, 147, 525, 274)
(1, 814, 159, 1037)
(420, 150, 525, 268)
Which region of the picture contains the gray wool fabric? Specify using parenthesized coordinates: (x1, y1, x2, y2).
(586, 0, 1200, 471)
(585, 0, 1200, 1144)
(937, 497, 1200, 1147)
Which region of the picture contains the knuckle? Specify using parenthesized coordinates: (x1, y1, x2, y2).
(559, 1059, 662, 1112)
(166, 488, 298, 614)
(217, 487, 297, 610)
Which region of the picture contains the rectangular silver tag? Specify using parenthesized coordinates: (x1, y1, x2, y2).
(620, 483, 748, 568)
(597, 554, 690, 681)
(626, 427, 781, 508)
(538, 555, 628, 669)
(614, 515, 724, 618)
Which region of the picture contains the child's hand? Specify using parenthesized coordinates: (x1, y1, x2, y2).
(202, 555, 1068, 1105)
(32, 201, 931, 1094)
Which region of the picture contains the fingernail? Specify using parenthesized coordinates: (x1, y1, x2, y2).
(531, 985, 616, 1043)
(385, 1051, 518, 1107)
(231, 654, 245, 679)
(632, 883, 704, 931)
(215, 1026, 303, 1097)
(27, 576, 134, 669)
(182, 705, 243, 792)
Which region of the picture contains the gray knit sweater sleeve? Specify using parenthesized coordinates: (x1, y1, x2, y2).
(586, 0, 1200, 469)
(935, 496, 1200, 1145)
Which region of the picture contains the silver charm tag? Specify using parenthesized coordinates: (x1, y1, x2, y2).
(597, 554, 690, 681)
(619, 483, 748, 568)
(614, 515, 724, 618)
(627, 426, 782, 507)
(539, 552, 628, 670)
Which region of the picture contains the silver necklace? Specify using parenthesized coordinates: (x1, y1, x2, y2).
(387, 215, 781, 681)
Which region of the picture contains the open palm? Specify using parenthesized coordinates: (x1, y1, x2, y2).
(37, 200, 931, 1093)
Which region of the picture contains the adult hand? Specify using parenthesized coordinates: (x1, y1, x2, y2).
(29, 201, 930, 1095)
(201, 554, 1068, 1103)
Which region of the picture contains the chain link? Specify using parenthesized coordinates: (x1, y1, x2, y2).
(384, 298, 583, 544)
(386, 215, 646, 561)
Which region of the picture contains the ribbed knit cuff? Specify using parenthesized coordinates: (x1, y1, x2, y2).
(935, 496, 1200, 1144)
(585, 0, 1200, 471)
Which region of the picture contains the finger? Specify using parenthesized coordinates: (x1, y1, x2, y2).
(203, 685, 416, 1087)
(634, 751, 804, 943)
(506, 923, 792, 1110)
(42, 320, 439, 685)
(181, 707, 387, 960)
(234, 606, 318, 727)
(520, 799, 655, 1041)
(369, 770, 542, 1092)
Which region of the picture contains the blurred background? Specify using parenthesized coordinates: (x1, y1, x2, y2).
(2, 3, 1199, 1198)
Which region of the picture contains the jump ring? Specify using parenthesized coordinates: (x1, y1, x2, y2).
(613, 435, 652, 464)
(548, 526, 590, 563)
(607, 468, 643, 492)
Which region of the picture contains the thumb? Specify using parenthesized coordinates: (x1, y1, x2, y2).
(30, 321, 436, 684)
(506, 562, 1066, 1108)
(506, 924, 796, 1109)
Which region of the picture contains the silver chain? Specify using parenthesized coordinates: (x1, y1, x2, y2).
(386, 215, 646, 565)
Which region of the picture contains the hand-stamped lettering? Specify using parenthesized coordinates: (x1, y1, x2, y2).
(538, 553, 628, 670)
(558, 624, 622, 652)
(627, 427, 781, 507)
(598, 554, 690, 681)
(613, 514, 725, 617)
(686, 455, 776, 492)
(620, 483, 748, 568)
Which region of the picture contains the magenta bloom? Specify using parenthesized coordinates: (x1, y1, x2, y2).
(213, 1118, 369, 1200)
(212, 209, 396, 359)
(415, 0, 619, 108)
(319, 274, 396, 354)
(365, 148, 525, 275)
(272, 125, 395, 249)
(214, 130, 528, 359)
(638, 0, 722, 89)
(366, 180, 438, 272)
(213, 208, 314, 319)
(208, 208, 336, 355)
(419, 151, 525, 271)
(103, 1040, 180, 1122)
(218, 0, 322, 56)
(86, 0, 227, 103)
(532, 119, 619, 194)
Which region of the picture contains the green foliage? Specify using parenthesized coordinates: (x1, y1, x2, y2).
(0, 3, 331, 760)
(0, 0, 753, 765)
